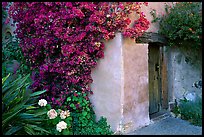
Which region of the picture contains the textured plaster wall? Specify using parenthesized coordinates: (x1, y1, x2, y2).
(122, 40, 149, 133)
(166, 47, 202, 103)
(90, 35, 149, 133)
(90, 33, 123, 132)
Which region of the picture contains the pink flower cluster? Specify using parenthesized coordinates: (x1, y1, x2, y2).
(8, 2, 149, 109)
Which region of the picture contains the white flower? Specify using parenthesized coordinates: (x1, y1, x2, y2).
(106, 14, 110, 18)
(56, 121, 67, 132)
(38, 99, 47, 107)
(47, 109, 58, 119)
(60, 110, 70, 119)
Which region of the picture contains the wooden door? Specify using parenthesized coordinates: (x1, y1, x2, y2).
(148, 43, 161, 115)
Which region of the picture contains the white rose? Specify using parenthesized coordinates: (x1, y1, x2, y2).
(38, 99, 47, 107)
(106, 14, 110, 17)
(47, 109, 58, 119)
(56, 121, 67, 132)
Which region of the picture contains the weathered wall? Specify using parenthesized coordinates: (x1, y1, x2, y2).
(90, 35, 150, 133)
(122, 40, 149, 133)
(166, 46, 202, 104)
(90, 2, 174, 133)
(90, 33, 123, 132)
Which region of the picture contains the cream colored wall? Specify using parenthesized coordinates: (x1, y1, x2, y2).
(122, 40, 149, 133)
(90, 33, 123, 132)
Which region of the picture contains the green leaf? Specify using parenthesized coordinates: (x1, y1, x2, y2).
(73, 96, 78, 101)
(70, 103, 75, 108)
(4, 126, 23, 135)
(2, 108, 24, 129)
(33, 109, 47, 117)
(62, 129, 72, 135)
(24, 125, 36, 135)
(30, 90, 46, 97)
(27, 125, 51, 134)
(19, 113, 35, 119)
(82, 111, 87, 116)
(46, 104, 52, 110)
(2, 73, 10, 84)
(66, 97, 71, 102)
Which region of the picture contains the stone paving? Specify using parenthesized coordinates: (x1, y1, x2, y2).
(125, 115, 202, 135)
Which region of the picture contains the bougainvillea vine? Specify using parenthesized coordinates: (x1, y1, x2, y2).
(7, 2, 150, 110)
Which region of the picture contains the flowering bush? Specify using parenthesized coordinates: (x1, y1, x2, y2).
(151, 2, 202, 47)
(7, 1, 149, 108)
(56, 121, 67, 132)
(47, 109, 58, 119)
(38, 99, 47, 107)
(5, 2, 150, 134)
(37, 99, 72, 135)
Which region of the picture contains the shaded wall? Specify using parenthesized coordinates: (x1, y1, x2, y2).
(166, 46, 202, 104)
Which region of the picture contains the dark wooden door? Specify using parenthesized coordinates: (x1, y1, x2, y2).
(148, 44, 161, 115)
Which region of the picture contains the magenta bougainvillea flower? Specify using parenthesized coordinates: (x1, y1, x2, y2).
(7, 2, 150, 109)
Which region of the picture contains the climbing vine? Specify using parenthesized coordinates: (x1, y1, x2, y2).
(4, 2, 150, 134)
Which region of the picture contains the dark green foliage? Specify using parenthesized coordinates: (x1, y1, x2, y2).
(151, 2, 202, 48)
(2, 74, 50, 135)
(172, 97, 202, 127)
(65, 92, 113, 135)
(179, 97, 202, 126)
(2, 37, 31, 77)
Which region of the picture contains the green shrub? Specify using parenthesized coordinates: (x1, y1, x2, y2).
(151, 2, 202, 48)
(2, 74, 50, 135)
(172, 97, 202, 126)
(179, 97, 202, 126)
(2, 37, 31, 77)
(65, 92, 113, 135)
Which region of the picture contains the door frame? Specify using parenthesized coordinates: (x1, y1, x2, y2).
(148, 42, 168, 116)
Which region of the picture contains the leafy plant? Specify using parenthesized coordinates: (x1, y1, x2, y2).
(2, 74, 50, 135)
(152, 2, 202, 48)
(2, 37, 31, 78)
(179, 97, 202, 126)
(8, 2, 149, 108)
(65, 91, 113, 135)
(172, 97, 202, 127)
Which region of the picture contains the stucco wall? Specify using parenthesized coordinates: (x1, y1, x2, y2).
(90, 33, 123, 132)
(122, 40, 149, 133)
(90, 35, 150, 133)
(166, 47, 202, 103)
(90, 2, 173, 133)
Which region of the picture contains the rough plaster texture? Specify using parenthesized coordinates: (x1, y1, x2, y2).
(90, 34, 150, 133)
(90, 2, 175, 133)
(90, 33, 123, 132)
(166, 47, 202, 103)
(122, 40, 150, 133)
(3, 2, 202, 134)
